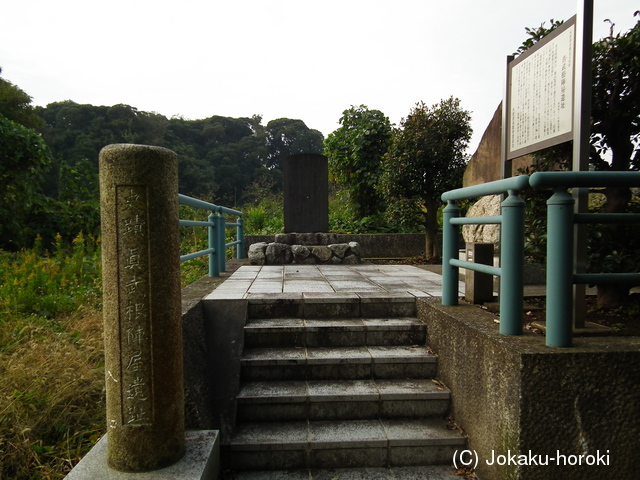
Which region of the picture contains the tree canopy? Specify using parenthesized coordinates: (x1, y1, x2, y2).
(515, 14, 640, 307)
(35, 101, 323, 206)
(323, 105, 392, 219)
(379, 97, 471, 259)
(0, 73, 324, 249)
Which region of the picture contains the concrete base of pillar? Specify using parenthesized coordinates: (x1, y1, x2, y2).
(65, 430, 219, 479)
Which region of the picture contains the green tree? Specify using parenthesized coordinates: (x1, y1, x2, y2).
(0, 113, 51, 249)
(379, 97, 471, 260)
(264, 118, 324, 171)
(589, 15, 640, 306)
(0, 75, 44, 130)
(324, 105, 392, 219)
(516, 15, 640, 306)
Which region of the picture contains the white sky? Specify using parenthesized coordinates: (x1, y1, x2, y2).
(1, 0, 637, 154)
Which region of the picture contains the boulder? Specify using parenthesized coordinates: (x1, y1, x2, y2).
(329, 243, 349, 259)
(248, 242, 268, 265)
(462, 195, 501, 244)
(310, 246, 333, 263)
(343, 254, 360, 265)
(265, 243, 292, 265)
(348, 241, 361, 257)
(291, 244, 311, 263)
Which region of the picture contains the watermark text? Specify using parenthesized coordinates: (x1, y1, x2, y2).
(453, 449, 610, 469)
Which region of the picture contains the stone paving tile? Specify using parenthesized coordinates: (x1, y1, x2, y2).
(304, 319, 364, 330)
(247, 293, 303, 302)
(306, 379, 379, 402)
(204, 290, 246, 300)
(367, 346, 435, 363)
(374, 379, 450, 400)
(302, 292, 360, 302)
(242, 347, 307, 364)
(232, 470, 311, 480)
(309, 419, 387, 449)
(238, 381, 308, 402)
(284, 281, 335, 293)
(391, 465, 461, 480)
(380, 418, 466, 446)
(248, 282, 283, 294)
(311, 467, 394, 480)
(306, 346, 371, 364)
(231, 421, 309, 449)
(256, 272, 284, 280)
(246, 318, 304, 329)
(207, 265, 464, 298)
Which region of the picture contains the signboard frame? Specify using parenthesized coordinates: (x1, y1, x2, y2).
(506, 16, 577, 160)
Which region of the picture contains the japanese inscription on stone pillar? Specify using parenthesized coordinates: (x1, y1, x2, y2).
(117, 185, 153, 426)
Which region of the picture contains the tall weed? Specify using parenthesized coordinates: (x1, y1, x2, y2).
(0, 233, 101, 321)
(0, 234, 105, 479)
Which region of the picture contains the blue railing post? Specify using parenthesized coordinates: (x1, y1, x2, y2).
(207, 212, 219, 277)
(546, 188, 575, 347)
(236, 216, 245, 259)
(442, 200, 461, 305)
(214, 212, 226, 273)
(499, 190, 526, 335)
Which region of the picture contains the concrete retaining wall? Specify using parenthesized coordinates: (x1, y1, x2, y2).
(418, 297, 640, 480)
(244, 233, 426, 259)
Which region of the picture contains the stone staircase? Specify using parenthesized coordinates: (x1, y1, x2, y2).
(221, 294, 466, 479)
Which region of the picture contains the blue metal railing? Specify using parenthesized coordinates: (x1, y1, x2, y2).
(441, 171, 640, 347)
(529, 171, 640, 347)
(178, 194, 244, 277)
(441, 176, 529, 337)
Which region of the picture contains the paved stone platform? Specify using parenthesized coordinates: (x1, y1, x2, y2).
(205, 265, 464, 300)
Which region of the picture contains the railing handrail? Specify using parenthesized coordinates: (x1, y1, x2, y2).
(441, 170, 640, 348)
(178, 194, 244, 277)
(530, 171, 640, 189)
(178, 194, 243, 216)
(441, 177, 527, 338)
(442, 175, 530, 202)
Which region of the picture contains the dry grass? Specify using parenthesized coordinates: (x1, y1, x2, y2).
(0, 309, 105, 480)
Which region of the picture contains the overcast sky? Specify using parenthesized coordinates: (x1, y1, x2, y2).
(1, 0, 637, 154)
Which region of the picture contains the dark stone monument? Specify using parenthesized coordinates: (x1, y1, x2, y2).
(283, 153, 329, 233)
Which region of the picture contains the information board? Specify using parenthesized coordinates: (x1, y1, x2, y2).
(506, 16, 576, 159)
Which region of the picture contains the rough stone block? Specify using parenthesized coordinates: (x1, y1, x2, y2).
(310, 246, 333, 263)
(329, 243, 349, 259)
(265, 243, 293, 265)
(291, 244, 310, 263)
(248, 242, 267, 265)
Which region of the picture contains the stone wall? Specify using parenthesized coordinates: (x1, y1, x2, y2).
(248, 241, 361, 265)
(244, 233, 426, 259)
(419, 298, 640, 480)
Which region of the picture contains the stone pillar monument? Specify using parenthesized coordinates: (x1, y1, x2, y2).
(99, 144, 185, 472)
(283, 153, 329, 233)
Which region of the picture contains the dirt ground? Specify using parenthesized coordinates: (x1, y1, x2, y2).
(517, 294, 640, 336)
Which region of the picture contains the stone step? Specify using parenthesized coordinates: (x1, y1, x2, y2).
(237, 379, 450, 422)
(240, 346, 437, 381)
(244, 317, 426, 348)
(224, 465, 462, 480)
(223, 418, 466, 471)
(247, 293, 417, 320)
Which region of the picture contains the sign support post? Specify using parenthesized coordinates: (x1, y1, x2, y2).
(572, 0, 594, 328)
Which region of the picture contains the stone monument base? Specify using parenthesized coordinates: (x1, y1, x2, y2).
(249, 241, 361, 265)
(64, 430, 219, 480)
